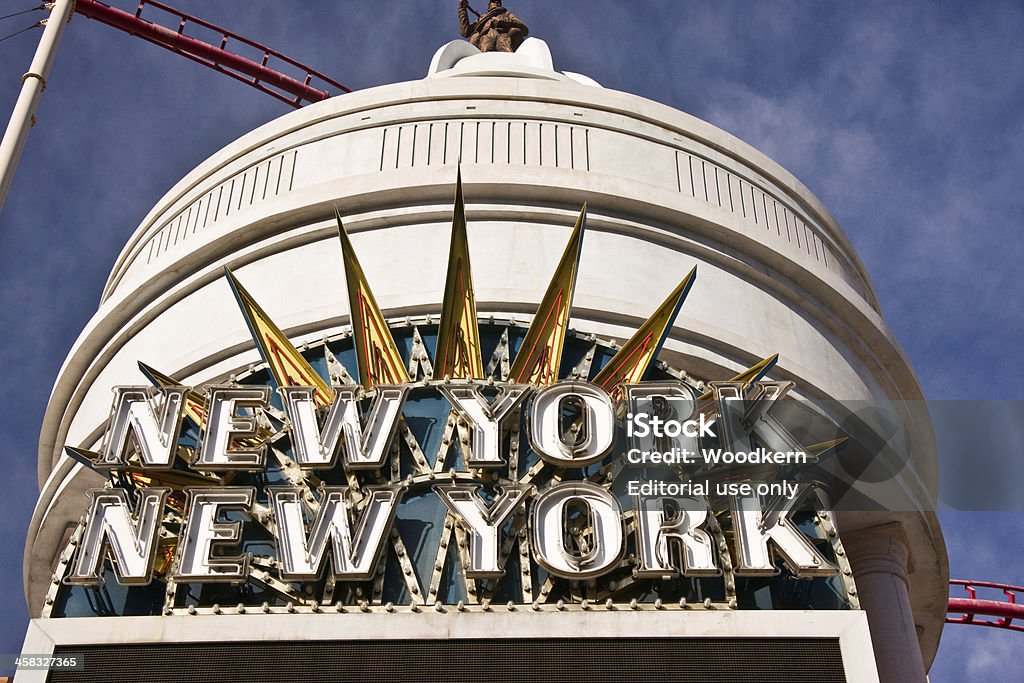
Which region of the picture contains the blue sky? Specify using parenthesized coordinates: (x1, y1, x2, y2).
(0, 1, 1021, 679)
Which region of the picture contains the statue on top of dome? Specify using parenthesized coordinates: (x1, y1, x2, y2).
(458, 0, 529, 53)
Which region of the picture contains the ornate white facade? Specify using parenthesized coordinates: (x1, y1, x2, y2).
(20, 41, 946, 682)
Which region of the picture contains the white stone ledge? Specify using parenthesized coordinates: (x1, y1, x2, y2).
(100, 77, 877, 308)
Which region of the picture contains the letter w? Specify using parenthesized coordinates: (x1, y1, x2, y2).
(281, 385, 409, 469)
(269, 485, 406, 581)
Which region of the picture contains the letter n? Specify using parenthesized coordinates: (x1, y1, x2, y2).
(100, 386, 188, 468)
(68, 488, 170, 585)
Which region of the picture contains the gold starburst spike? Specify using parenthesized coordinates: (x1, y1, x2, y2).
(593, 266, 697, 402)
(138, 362, 209, 426)
(507, 205, 587, 386)
(336, 211, 411, 389)
(697, 353, 779, 401)
(224, 267, 332, 406)
(434, 167, 484, 380)
(806, 438, 847, 459)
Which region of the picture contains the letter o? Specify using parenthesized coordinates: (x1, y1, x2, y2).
(528, 381, 615, 466)
(531, 482, 624, 578)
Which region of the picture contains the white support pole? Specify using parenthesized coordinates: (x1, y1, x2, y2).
(0, 0, 75, 213)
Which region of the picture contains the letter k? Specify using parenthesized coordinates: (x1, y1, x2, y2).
(698, 412, 716, 438)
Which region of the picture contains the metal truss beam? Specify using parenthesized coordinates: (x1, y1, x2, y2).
(74, 0, 351, 107)
(947, 580, 1024, 633)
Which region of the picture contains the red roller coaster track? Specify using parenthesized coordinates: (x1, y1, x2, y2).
(947, 580, 1024, 633)
(73, 0, 351, 107)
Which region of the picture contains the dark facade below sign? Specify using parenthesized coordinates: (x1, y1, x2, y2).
(50, 638, 846, 682)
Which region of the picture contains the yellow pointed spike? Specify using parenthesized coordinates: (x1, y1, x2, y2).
(593, 266, 697, 401)
(729, 353, 779, 387)
(434, 168, 484, 379)
(698, 353, 779, 401)
(224, 267, 332, 406)
(508, 204, 587, 386)
(806, 438, 847, 458)
(64, 446, 103, 468)
(128, 468, 221, 489)
(138, 362, 209, 426)
(336, 211, 411, 388)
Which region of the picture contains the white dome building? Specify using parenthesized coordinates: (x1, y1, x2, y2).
(19, 39, 945, 683)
